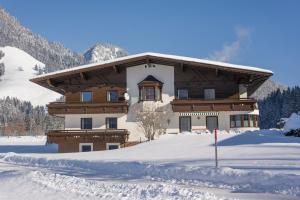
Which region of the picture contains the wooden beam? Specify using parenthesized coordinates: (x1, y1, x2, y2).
(113, 65, 120, 73)
(46, 79, 55, 87)
(191, 69, 209, 81)
(95, 74, 110, 84)
(180, 63, 185, 72)
(146, 58, 150, 68)
(80, 72, 87, 81)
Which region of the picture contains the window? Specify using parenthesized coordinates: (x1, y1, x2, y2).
(79, 143, 93, 152)
(138, 75, 163, 102)
(230, 114, 259, 128)
(106, 143, 120, 150)
(243, 115, 249, 127)
(204, 89, 215, 100)
(235, 115, 242, 127)
(249, 115, 254, 127)
(106, 118, 117, 129)
(107, 90, 119, 102)
(177, 89, 189, 100)
(230, 115, 236, 128)
(155, 87, 161, 101)
(81, 91, 92, 102)
(81, 118, 92, 129)
(142, 87, 155, 101)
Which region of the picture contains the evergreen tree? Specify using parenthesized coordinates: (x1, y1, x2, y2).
(259, 86, 300, 128)
(0, 96, 63, 136)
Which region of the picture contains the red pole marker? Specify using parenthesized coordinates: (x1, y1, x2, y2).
(214, 128, 218, 168)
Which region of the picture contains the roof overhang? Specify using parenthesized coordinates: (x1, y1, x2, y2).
(30, 52, 273, 95)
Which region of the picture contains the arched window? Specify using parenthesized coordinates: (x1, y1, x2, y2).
(138, 75, 163, 102)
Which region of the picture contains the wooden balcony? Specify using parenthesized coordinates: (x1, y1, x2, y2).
(171, 98, 257, 112)
(47, 129, 129, 144)
(47, 101, 129, 115)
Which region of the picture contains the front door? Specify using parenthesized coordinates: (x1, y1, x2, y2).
(179, 116, 191, 132)
(206, 116, 218, 132)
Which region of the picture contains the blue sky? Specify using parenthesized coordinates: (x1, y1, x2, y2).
(1, 0, 300, 86)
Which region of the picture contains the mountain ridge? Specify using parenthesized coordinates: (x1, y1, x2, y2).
(0, 7, 127, 73)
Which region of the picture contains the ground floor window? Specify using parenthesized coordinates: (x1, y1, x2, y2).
(106, 143, 120, 150)
(230, 114, 259, 128)
(206, 116, 218, 132)
(179, 116, 191, 132)
(79, 143, 93, 152)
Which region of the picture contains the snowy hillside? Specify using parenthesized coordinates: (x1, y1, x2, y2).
(84, 43, 128, 63)
(251, 79, 287, 100)
(0, 130, 300, 199)
(0, 46, 60, 105)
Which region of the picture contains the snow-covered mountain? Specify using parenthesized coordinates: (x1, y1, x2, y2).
(0, 46, 60, 105)
(0, 7, 84, 73)
(0, 7, 128, 73)
(83, 43, 128, 63)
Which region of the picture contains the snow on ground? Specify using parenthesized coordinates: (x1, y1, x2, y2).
(0, 136, 57, 153)
(284, 112, 300, 132)
(0, 46, 60, 105)
(0, 130, 300, 199)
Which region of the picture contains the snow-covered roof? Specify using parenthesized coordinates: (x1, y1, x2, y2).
(31, 52, 273, 81)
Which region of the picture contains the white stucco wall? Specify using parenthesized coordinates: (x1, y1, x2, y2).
(126, 63, 174, 105)
(125, 63, 175, 140)
(65, 114, 126, 129)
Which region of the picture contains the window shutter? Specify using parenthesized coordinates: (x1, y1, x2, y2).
(107, 91, 110, 102)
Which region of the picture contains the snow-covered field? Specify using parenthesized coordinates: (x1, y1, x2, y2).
(0, 130, 300, 200)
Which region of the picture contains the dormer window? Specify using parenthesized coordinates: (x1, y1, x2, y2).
(138, 75, 163, 102)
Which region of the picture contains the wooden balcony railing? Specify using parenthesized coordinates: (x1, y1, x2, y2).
(47, 129, 129, 144)
(171, 98, 257, 112)
(47, 101, 129, 115)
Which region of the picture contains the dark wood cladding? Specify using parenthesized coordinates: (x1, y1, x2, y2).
(174, 65, 244, 99)
(65, 86, 126, 103)
(47, 129, 129, 153)
(47, 129, 129, 143)
(171, 98, 257, 112)
(47, 101, 129, 115)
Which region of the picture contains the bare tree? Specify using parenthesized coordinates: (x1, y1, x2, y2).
(135, 104, 171, 141)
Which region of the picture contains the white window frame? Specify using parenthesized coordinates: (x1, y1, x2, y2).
(79, 143, 93, 152)
(107, 90, 119, 102)
(106, 117, 118, 129)
(106, 143, 120, 150)
(81, 91, 93, 102)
